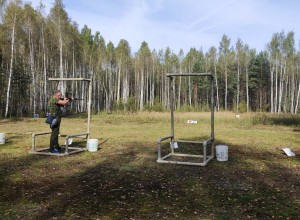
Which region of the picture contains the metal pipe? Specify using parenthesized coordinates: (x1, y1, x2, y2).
(203, 141, 207, 163)
(170, 76, 174, 138)
(157, 135, 173, 159)
(211, 75, 215, 158)
(157, 135, 173, 143)
(211, 75, 215, 139)
(31, 133, 36, 152)
(167, 73, 213, 77)
(87, 79, 92, 140)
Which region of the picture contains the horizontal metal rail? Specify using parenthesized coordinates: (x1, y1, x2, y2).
(32, 131, 51, 137)
(166, 73, 213, 77)
(48, 78, 91, 82)
(30, 131, 89, 156)
(157, 135, 173, 144)
(157, 134, 215, 166)
(157, 153, 214, 166)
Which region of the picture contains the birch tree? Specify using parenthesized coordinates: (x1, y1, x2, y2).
(235, 38, 244, 114)
(206, 46, 220, 111)
(267, 33, 280, 113)
(150, 49, 160, 108)
(219, 35, 232, 110)
(116, 39, 131, 106)
(23, 3, 40, 115)
(95, 34, 106, 112)
(4, 0, 21, 117)
(177, 49, 184, 109)
(282, 31, 295, 113)
(136, 41, 151, 110)
(106, 41, 115, 113)
(294, 52, 300, 113)
(36, 3, 49, 112)
(243, 45, 255, 112)
(184, 48, 198, 106)
(48, 0, 70, 94)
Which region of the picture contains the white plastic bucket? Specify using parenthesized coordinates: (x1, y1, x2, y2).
(0, 133, 5, 144)
(87, 139, 99, 152)
(216, 145, 228, 161)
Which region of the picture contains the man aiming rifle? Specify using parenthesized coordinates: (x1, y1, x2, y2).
(47, 90, 70, 153)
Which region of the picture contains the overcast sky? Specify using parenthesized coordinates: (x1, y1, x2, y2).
(28, 0, 300, 54)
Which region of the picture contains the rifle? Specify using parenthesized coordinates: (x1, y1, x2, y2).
(60, 97, 83, 101)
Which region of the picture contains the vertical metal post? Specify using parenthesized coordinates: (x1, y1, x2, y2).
(31, 133, 36, 152)
(157, 142, 161, 159)
(65, 136, 69, 155)
(87, 79, 92, 140)
(203, 141, 207, 163)
(211, 75, 214, 139)
(169, 76, 174, 138)
(211, 75, 215, 158)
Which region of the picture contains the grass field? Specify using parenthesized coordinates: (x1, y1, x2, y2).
(0, 112, 299, 219)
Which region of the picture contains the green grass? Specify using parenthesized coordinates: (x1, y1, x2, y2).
(0, 112, 299, 219)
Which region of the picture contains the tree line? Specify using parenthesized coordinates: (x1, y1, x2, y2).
(1, 0, 300, 118)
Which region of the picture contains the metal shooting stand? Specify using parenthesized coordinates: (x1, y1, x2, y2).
(30, 78, 92, 156)
(157, 73, 215, 166)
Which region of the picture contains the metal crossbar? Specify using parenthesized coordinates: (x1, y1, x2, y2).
(30, 132, 88, 156)
(166, 73, 213, 77)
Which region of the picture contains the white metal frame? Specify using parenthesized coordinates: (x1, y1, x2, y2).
(30, 78, 92, 156)
(157, 73, 215, 166)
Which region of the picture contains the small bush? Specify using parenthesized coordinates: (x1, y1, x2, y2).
(113, 101, 125, 112)
(239, 101, 248, 113)
(178, 104, 197, 112)
(125, 96, 137, 113)
(250, 113, 272, 125)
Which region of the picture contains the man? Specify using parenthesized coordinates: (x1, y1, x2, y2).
(48, 90, 70, 153)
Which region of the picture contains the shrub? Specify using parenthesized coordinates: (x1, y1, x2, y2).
(125, 96, 137, 113)
(250, 113, 272, 125)
(239, 101, 247, 113)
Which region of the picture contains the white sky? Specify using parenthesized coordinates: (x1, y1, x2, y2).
(28, 0, 300, 54)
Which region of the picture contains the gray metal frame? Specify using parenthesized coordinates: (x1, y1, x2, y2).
(157, 73, 215, 166)
(30, 78, 92, 156)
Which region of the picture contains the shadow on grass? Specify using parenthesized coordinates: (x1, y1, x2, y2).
(0, 139, 299, 219)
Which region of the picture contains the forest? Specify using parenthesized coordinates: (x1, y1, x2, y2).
(0, 0, 300, 117)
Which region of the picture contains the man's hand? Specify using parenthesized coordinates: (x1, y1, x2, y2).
(58, 98, 70, 105)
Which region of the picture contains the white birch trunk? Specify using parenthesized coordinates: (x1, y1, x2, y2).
(290, 74, 294, 113)
(59, 18, 64, 94)
(225, 67, 228, 111)
(150, 64, 155, 107)
(42, 23, 47, 112)
(275, 59, 278, 113)
(277, 60, 286, 113)
(283, 75, 288, 113)
(294, 79, 300, 114)
(139, 70, 144, 110)
(117, 62, 121, 104)
(270, 65, 274, 113)
(122, 67, 129, 105)
(29, 31, 36, 115)
(108, 67, 113, 113)
(5, 13, 16, 118)
(177, 76, 181, 110)
(146, 69, 149, 107)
